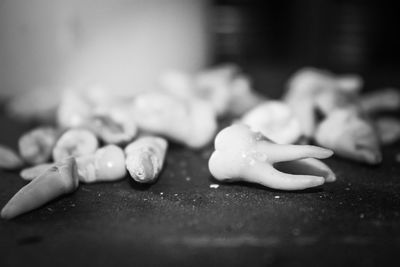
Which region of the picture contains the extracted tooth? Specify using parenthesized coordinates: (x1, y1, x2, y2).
(240, 101, 302, 144)
(0, 145, 24, 170)
(1, 157, 79, 220)
(52, 129, 99, 162)
(130, 91, 217, 148)
(76, 145, 126, 183)
(125, 136, 168, 183)
(315, 109, 381, 164)
(18, 127, 60, 165)
(208, 124, 335, 191)
(284, 67, 363, 137)
(374, 117, 400, 145)
(20, 163, 54, 181)
(360, 88, 400, 114)
(87, 108, 138, 144)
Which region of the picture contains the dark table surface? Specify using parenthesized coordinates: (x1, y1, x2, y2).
(1, 69, 400, 267)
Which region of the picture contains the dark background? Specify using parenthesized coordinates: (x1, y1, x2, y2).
(213, 0, 400, 72)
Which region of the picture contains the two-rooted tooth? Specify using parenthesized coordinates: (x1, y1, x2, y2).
(208, 124, 335, 191)
(1, 157, 79, 220)
(125, 136, 168, 183)
(130, 92, 217, 148)
(18, 127, 60, 165)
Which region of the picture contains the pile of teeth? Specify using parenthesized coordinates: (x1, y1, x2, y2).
(1, 65, 400, 219)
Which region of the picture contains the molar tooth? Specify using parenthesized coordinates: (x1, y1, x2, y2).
(209, 124, 335, 191)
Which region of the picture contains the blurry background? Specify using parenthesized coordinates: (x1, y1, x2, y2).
(213, 0, 400, 96)
(0, 0, 399, 99)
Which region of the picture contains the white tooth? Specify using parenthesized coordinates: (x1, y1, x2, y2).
(52, 129, 98, 162)
(130, 91, 217, 148)
(0, 145, 24, 170)
(241, 101, 302, 144)
(208, 124, 335, 191)
(18, 127, 59, 165)
(1, 157, 79, 220)
(77, 145, 126, 183)
(315, 109, 381, 164)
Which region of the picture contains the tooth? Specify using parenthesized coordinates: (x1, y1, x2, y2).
(240, 101, 302, 144)
(87, 108, 138, 145)
(52, 129, 98, 162)
(125, 136, 168, 183)
(315, 109, 381, 164)
(1, 157, 79, 220)
(130, 92, 217, 148)
(0, 145, 24, 170)
(209, 124, 335, 191)
(76, 145, 126, 183)
(18, 126, 60, 165)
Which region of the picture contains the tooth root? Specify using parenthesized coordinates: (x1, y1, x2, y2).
(258, 142, 333, 163)
(275, 158, 336, 183)
(1, 158, 79, 220)
(241, 161, 325, 191)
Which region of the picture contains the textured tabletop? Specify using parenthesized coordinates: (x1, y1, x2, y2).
(0, 110, 400, 267)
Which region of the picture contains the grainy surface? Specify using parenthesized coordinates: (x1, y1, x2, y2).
(0, 108, 400, 267)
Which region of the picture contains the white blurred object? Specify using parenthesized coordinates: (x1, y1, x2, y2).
(0, 0, 211, 119)
(241, 101, 302, 144)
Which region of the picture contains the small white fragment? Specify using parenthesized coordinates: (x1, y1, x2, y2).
(274, 196, 280, 199)
(209, 184, 219, 189)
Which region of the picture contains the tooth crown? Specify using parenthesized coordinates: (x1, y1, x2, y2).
(210, 124, 270, 179)
(53, 129, 98, 162)
(18, 127, 59, 165)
